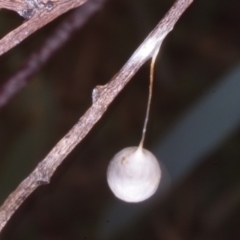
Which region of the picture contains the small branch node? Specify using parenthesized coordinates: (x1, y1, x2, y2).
(19, 8, 35, 19)
(92, 85, 107, 103)
(33, 162, 51, 184)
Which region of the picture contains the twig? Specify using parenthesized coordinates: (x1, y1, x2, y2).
(0, 0, 26, 14)
(0, 0, 89, 56)
(0, 0, 107, 109)
(0, 0, 194, 233)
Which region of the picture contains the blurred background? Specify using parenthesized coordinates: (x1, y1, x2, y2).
(0, 0, 240, 239)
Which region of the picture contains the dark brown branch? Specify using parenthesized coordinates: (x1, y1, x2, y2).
(0, 0, 194, 233)
(0, 0, 107, 109)
(0, 0, 89, 56)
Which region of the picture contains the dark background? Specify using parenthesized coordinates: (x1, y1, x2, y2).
(0, 0, 240, 239)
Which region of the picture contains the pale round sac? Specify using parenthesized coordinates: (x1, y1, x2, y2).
(107, 146, 161, 203)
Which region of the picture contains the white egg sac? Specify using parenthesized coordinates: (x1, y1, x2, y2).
(107, 146, 161, 203)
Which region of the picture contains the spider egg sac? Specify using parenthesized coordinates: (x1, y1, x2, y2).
(107, 146, 161, 203)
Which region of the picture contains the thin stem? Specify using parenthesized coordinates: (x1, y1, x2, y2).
(139, 47, 159, 148)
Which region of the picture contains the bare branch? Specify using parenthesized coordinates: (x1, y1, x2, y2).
(0, 0, 194, 233)
(0, 0, 107, 109)
(0, 0, 24, 13)
(0, 0, 89, 56)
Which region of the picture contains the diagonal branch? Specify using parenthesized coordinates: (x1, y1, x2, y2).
(0, 0, 194, 233)
(0, 0, 107, 109)
(0, 0, 89, 56)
